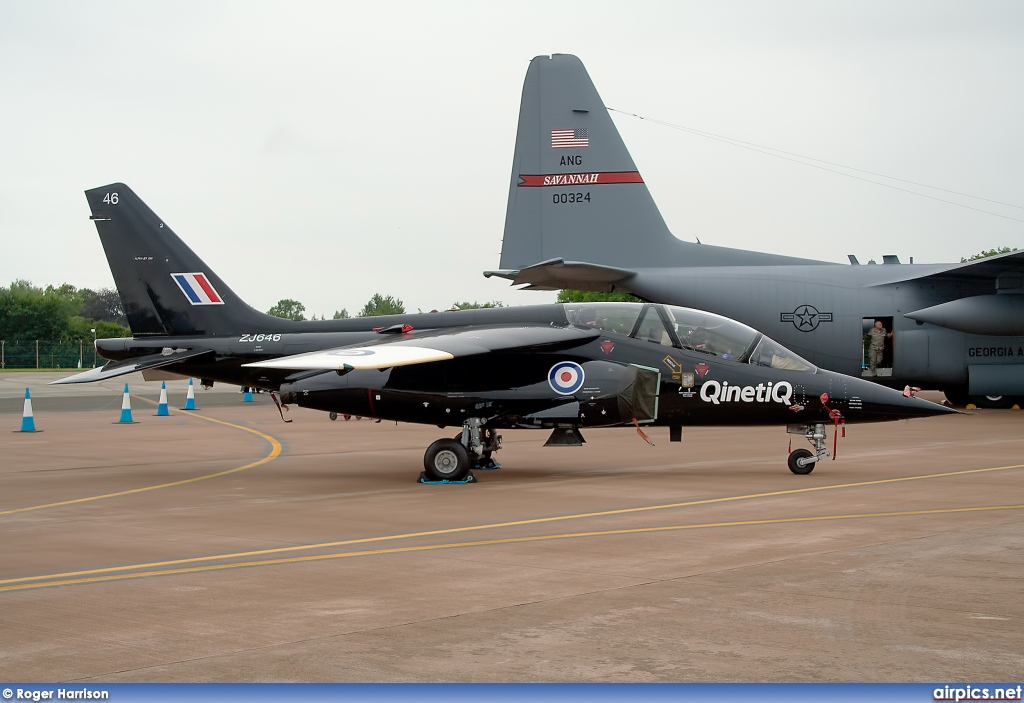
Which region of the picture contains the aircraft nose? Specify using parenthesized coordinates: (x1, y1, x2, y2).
(821, 371, 959, 422)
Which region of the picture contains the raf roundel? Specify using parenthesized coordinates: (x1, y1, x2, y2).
(327, 349, 376, 357)
(548, 361, 585, 395)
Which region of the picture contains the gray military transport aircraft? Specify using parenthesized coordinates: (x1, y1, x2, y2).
(485, 54, 1024, 408)
(54, 184, 953, 480)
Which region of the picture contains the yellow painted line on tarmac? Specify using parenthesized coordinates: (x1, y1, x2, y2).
(0, 406, 282, 516)
(3, 503, 1022, 593)
(3, 462, 1023, 587)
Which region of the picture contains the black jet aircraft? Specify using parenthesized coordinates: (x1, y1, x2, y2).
(485, 54, 1024, 408)
(56, 184, 954, 481)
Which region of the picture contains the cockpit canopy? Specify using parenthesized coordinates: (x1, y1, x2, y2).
(563, 302, 815, 373)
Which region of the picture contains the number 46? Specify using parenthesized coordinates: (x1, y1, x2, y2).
(103, 192, 119, 205)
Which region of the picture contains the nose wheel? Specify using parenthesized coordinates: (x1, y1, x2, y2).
(787, 423, 830, 474)
(787, 448, 815, 474)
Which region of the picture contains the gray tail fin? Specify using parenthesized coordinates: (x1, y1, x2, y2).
(85, 183, 279, 337)
(498, 54, 822, 272)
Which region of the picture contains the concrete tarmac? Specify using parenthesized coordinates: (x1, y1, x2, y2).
(1, 373, 1022, 682)
(0, 371, 258, 413)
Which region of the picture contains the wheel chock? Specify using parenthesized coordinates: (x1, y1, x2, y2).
(474, 459, 502, 471)
(418, 471, 477, 485)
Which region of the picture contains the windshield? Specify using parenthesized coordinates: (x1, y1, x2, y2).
(563, 302, 642, 336)
(662, 305, 758, 360)
(747, 335, 815, 372)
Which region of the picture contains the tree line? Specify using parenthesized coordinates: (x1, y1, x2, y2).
(0, 281, 129, 341)
(266, 294, 505, 320)
(0, 280, 509, 341)
(961, 246, 1017, 262)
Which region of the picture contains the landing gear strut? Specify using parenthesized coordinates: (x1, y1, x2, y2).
(422, 418, 502, 482)
(787, 423, 829, 474)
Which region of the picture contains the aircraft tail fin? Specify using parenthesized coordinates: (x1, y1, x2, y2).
(85, 183, 276, 337)
(497, 54, 823, 275)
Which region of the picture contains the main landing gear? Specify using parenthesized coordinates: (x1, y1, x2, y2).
(787, 423, 829, 475)
(422, 418, 502, 482)
(943, 389, 1020, 409)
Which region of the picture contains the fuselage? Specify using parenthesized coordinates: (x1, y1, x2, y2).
(98, 302, 950, 429)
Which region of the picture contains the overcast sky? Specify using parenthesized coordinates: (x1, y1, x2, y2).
(2, 1, 1022, 317)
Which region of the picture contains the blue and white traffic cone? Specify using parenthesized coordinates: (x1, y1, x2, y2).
(182, 378, 197, 410)
(18, 388, 39, 432)
(243, 387, 254, 402)
(117, 383, 136, 424)
(155, 381, 170, 416)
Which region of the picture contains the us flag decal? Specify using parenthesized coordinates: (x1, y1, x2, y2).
(551, 128, 589, 149)
(171, 272, 225, 305)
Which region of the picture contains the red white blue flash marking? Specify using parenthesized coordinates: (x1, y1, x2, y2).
(171, 273, 224, 305)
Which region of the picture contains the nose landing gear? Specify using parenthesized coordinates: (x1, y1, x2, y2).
(422, 418, 502, 482)
(787, 422, 829, 474)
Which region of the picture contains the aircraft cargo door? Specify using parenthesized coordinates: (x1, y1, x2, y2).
(861, 317, 894, 377)
(618, 364, 660, 423)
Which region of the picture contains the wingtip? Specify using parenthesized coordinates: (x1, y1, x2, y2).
(482, 269, 520, 281)
(48, 373, 82, 385)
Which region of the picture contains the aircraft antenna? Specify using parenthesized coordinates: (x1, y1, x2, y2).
(608, 108, 1024, 224)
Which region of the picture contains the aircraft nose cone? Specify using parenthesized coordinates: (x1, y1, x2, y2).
(821, 371, 959, 422)
(872, 388, 959, 420)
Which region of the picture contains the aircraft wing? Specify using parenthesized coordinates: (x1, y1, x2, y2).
(244, 325, 601, 371)
(50, 348, 214, 384)
(484, 258, 636, 293)
(867, 249, 1024, 287)
(917, 249, 1024, 281)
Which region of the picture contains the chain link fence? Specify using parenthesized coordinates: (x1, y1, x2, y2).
(0, 340, 96, 369)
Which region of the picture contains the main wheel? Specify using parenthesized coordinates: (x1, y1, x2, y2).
(424, 439, 471, 481)
(788, 448, 815, 475)
(971, 395, 1016, 409)
(329, 412, 338, 421)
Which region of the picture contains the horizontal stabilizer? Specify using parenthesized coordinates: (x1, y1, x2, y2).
(50, 348, 213, 384)
(245, 325, 601, 372)
(485, 259, 636, 293)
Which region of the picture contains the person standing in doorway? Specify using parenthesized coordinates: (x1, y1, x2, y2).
(865, 320, 892, 374)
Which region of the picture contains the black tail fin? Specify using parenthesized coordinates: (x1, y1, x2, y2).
(86, 183, 275, 337)
(498, 54, 822, 272)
